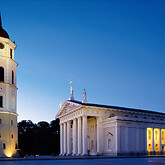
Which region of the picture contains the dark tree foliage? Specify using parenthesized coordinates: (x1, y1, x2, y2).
(18, 119, 60, 156)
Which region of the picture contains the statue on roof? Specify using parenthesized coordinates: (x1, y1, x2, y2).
(82, 89, 87, 103)
(69, 80, 74, 100)
(59, 102, 63, 108)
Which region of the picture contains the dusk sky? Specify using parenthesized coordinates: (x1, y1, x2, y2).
(1, 0, 165, 123)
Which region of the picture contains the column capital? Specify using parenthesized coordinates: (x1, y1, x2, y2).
(73, 118, 77, 121)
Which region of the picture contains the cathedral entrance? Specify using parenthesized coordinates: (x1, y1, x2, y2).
(87, 117, 97, 155)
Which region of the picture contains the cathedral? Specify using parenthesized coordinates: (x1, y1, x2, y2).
(0, 14, 18, 157)
(0, 12, 165, 158)
(56, 88, 165, 156)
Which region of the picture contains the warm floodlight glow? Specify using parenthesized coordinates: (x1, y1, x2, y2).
(6, 152, 12, 157)
(154, 128, 160, 152)
(147, 128, 153, 152)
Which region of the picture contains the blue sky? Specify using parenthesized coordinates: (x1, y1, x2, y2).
(1, 0, 165, 123)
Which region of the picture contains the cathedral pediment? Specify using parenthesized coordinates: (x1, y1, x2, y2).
(56, 100, 82, 118)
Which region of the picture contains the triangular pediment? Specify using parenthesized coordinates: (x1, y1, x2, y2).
(56, 100, 82, 118)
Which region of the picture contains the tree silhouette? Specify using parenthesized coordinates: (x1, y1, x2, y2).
(18, 119, 60, 156)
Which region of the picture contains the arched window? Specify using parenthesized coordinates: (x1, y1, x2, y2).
(3, 143, 6, 149)
(12, 70, 14, 84)
(10, 49, 13, 59)
(0, 67, 4, 82)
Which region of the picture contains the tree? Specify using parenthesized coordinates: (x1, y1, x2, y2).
(18, 119, 60, 156)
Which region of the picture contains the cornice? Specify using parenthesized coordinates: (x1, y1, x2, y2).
(0, 110, 18, 116)
(0, 55, 18, 66)
(0, 82, 18, 89)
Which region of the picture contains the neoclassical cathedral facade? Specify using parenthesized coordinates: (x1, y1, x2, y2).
(0, 14, 18, 157)
(56, 89, 165, 156)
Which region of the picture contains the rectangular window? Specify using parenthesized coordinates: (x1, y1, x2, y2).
(0, 119, 1, 124)
(11, 120, 13, 125)
(3, 143, 6, 149)
(0, 133, 1, 138)
(0, 96, 3, 108)
(10, 49, 13, 59)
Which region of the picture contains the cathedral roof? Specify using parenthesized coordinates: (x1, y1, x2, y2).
(0, 13, 9, 39)
(68, 100, 165, 116)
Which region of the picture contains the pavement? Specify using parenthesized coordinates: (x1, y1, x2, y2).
(1, 155, 165, 161)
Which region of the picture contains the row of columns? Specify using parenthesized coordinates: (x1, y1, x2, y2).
(148, 128, 163, 152)
(60, 116, 101, 156)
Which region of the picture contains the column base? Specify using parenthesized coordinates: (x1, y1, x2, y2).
(81, 153, 88, 156)
(59, 154, 64, 156)
(66, 153, 72, 156)
(76, 153, 82, 156)
(72, 153, 77, 156)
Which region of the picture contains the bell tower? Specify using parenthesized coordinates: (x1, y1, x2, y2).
(0, 13, 18, 157)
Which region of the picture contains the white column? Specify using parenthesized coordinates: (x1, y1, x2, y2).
(67, 121, 71, 155)
(97, 117, 101, 154)
(64, 122, 67, 154)
(116, 126, 120, 154)
(77, 117, 82, 155)
(144, 128, 147, 153)
(152, 128, 154, 153)
(136, 127, 140, 153)
(125, 127, 129, 152)
(82, 115, 88, 155)
(73, 118, 77, 155)
(60, 123, 64, 155)
(159, 129, 162, 153)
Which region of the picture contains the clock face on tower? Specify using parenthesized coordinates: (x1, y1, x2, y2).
(0, 43, 4, 49)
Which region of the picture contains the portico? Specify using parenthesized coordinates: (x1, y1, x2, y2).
(58, 104, 103, 156)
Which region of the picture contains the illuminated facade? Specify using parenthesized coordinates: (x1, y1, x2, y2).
(57, 99, 165, 156)
(0, 14, 18, 157)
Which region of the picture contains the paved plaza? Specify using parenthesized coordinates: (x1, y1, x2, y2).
(0, 157, 165, 165)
